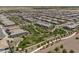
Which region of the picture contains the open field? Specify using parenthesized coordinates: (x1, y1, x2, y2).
(36, 33, 79, 53)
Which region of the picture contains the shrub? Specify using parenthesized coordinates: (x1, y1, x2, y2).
(62, 49, 67, 53)
(69, 50, 74, 53)
(76, 37, 79, 40)
(60, 44, 64, 49)
(54, 47, 59, 52)
(47, 51, 52, 53)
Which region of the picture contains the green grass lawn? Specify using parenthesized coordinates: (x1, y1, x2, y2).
(18, 24, 48, 48)
(53, 28, 67, 36)
(18, 24, 68, 48)
(18, 35, 44, 48)
(18, 24, 67, 48)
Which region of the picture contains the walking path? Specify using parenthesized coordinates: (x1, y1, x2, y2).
(30, 32, 77, 53)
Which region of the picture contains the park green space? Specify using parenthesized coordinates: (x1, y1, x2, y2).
(53, 28, 67, 36)
(18, 24, 50, 48)
(18, 24, 68, 48)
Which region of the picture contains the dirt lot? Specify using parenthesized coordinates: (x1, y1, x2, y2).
(36, 33, 79, 53)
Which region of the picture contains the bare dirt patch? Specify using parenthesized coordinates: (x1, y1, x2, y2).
(36, 33, 79, 53)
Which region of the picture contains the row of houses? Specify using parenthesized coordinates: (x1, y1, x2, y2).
(35, 20, 53, 28)
(0, 14, 28, 38)
(6, 26, 28, 38)
(20, 10, 79, 26)
(63, 22, 79, 30)
(0, 14, 29, 52)
(3, 9, 79, 30)
(0, 14, 15, 27)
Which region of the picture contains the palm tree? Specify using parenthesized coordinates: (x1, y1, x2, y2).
(69, 50, 75, 53)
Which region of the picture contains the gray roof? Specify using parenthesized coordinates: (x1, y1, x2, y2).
(0, 26, 6, 39)
(36, 20, 52, 28)
(9, 28, 28, 36)
(64, 22, 79, 29)
(0, 14, 15, 26)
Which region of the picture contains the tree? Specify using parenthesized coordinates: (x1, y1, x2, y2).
(54, 47, 59, 52)
(25, 49, 27, 53)
(47, 51, 52, 53)
(7, 40, 14, 53)
(62, 49, 67, 53)
(22, 36, 26, 39)
(76, 37, 79, 40)
(60, 44, 64, 49)
(69, 50, 74, 53)
(37, 45, 40, 48)
(16, 47, 18, 51)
